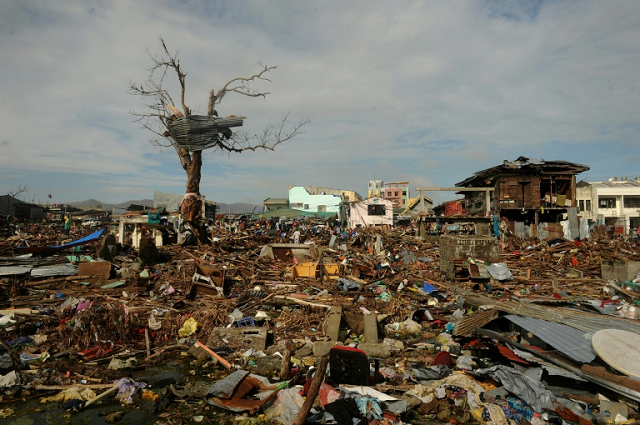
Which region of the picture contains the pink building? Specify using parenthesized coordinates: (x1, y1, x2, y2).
(384, 181, 409, 211)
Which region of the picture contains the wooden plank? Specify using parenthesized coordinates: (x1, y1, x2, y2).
(195, 341, 232, 369)
(293, 355, 328, 425)
(77, 261, 111, 283)
(35, 384, 115, 390)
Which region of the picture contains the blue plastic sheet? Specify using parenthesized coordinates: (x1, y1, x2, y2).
(16, 228, 106, 254)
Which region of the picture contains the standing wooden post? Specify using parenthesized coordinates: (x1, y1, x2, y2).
(145, 328, 151, 357)
(293, 355, 329, 425)
(485, 189, 491, 216)
(279, 340, 293, 380)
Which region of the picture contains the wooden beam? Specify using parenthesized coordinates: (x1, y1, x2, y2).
(415, 187, 495, 192)
(293, 355, 329, 425)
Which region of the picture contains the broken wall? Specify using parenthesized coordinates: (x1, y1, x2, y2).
(440, 235, 500, 280)
(601, 260, 640, 282)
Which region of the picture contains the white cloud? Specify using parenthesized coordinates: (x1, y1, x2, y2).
(1, 0, 639, 205)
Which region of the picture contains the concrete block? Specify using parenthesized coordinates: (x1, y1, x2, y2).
(440, 235, 499, 280)
(313, 341, 339, 357)
(252, 356, 282, 378)
(475, 222, 491, 236)
(325, 306, 343, 342)
(363, 314, 378, 344)
(208, 326, 267, 351)
(601, 260, 640, 282)
(294, 343, 313, 358)
(357, 343, 391, 359)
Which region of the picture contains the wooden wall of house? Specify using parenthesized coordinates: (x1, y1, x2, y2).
(539, 174, 576, 205)
(497, 175, 541, 209)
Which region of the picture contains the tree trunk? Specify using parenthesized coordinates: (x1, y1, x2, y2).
(182, 150, 203, 223)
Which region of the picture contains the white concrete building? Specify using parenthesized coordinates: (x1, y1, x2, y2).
(349, 197, 393, 228)
(288, 186, 343, 214)
(576, 177, 640, 235)
(368, 180, 384, 198)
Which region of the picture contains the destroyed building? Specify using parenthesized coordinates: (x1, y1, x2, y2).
(400, 196, 435, 218)
(2, 188, 640, 424)
(349, 197, 393, 228)
(0, 195, 44, 220)
(262, 197, 289, 212)
(432, 199, 465, 217)
(456, 156, 589, 226)
(6, 155, 640, 425)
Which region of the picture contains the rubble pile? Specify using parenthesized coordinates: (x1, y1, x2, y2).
(0, 215, 640, 424)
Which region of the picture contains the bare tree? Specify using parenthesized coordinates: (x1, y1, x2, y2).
(129, 38, 310, 225)
(8, 185, 28, 198)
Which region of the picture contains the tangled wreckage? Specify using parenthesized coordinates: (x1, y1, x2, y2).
(0, 207, 640, 425)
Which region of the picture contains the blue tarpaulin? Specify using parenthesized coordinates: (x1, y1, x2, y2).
(15, 228, 106, 254)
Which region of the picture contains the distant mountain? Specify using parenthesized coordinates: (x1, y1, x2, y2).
(114, 199, 154, 209)
(68, 199, 103, 209)
(69, 199, 153, 211)
(216, 202, 262, 214)
(69, 199, 261, 214)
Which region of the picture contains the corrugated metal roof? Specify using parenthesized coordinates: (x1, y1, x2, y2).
(497, 343, 530, 364)
(592, 180, 640, 188)
(453, 309, 497, 336)
(0, 255, 67, 268)
(507, 347, 588, 381)
(494, 301, 640, 335)
(0, 266, 33, 276)
(455, 157, 590, 187)
(30, 264, 78, 278)
(505, 314, 596, 363)
(168, 115, 244, 151)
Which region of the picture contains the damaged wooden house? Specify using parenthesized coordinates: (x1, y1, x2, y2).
(456, 156, 590, 238)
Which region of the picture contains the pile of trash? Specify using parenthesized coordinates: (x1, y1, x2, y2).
(0, 214, 640, 424)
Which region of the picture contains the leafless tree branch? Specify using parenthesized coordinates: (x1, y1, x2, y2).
(212, 112, 312, 153)
(8, 185, 28, 198)
(129, 38, 311, 222)
(208, 64, 276, 110)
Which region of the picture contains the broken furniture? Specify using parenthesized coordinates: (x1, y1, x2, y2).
(117, 216, 164, 249)
(189, 264, 225, 297)
(329, 346, 379, 385)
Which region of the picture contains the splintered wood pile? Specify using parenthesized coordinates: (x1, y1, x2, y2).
(5, 215, 640, 425)
(0, 216, 639, 372)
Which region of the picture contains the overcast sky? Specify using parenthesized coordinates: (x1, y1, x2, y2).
(2, 1, 639, 207)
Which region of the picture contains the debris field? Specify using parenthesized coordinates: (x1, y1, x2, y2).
(1, 215, 640, 425)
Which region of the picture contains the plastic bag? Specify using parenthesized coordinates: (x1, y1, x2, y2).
(178, 317, 199, 337)
(264, 388, 304, 425)
(114, 377, 147, 404)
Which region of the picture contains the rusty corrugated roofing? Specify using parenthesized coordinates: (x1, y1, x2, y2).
(453, 309, 498, 336)
(497, 344, 530, 364)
